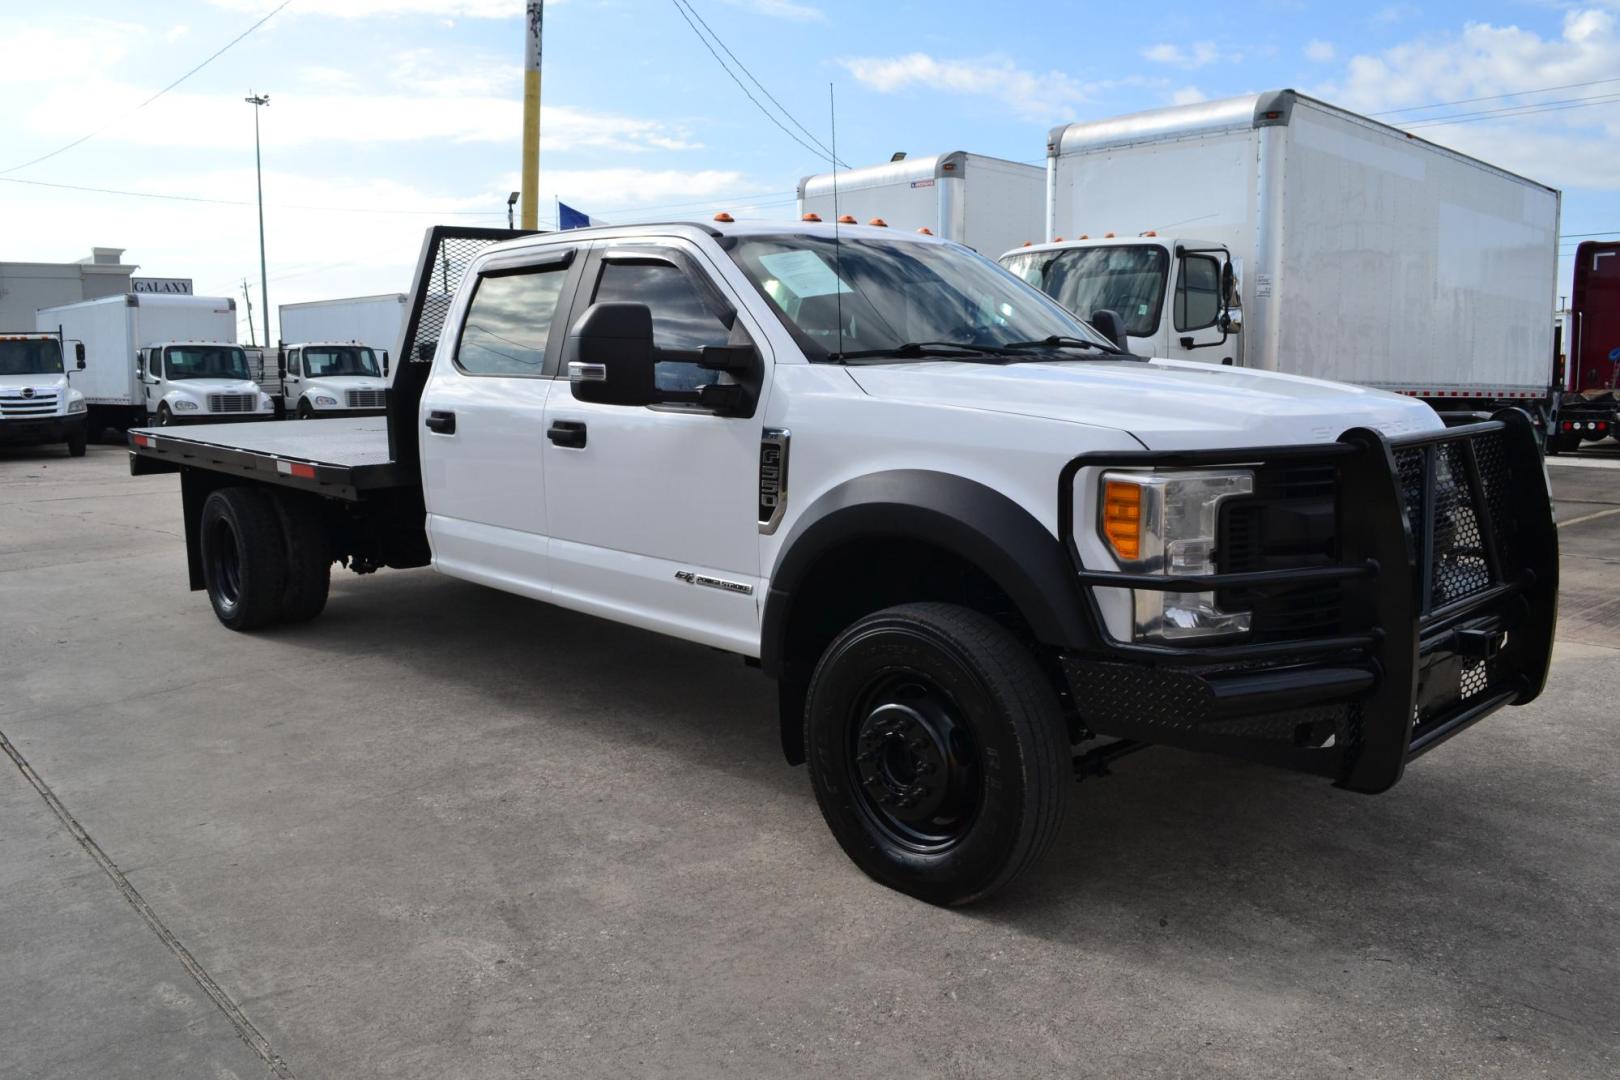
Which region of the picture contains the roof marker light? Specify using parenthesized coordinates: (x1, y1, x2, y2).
(916, 227, 933, 235)
(1078, 234, 1089, 240)
(1141, 230, 1157, 237)
(801, 212, 822, 222)
(1021, 241, 1032, 247)
(868, 217, 888, 227)
(1104, 231, 1116, 238)
(713, 212, 734, 223)
(837, 215, 857, 224)
(1052, 237, 1063, 243)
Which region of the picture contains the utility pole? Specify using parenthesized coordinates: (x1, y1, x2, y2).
(242, 278, 256, 346)
(245, 92, 271, 344)
(520, 1, 543, 230)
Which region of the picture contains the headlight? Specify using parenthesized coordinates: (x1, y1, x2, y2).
(314, 395, 338, 407)
(259, 394, 273, 410)
(1097, 469, 1253, 641)
(173, 400, 200, 411)
(67, 398, 86, 413)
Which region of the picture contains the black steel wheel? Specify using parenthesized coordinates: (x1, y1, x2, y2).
(804, 603, 1070, 906)
(156, 405, 174, 427)
(296, 399, 315, 420)
(199, 487, 288, 631)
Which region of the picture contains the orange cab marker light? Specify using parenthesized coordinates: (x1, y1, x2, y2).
(837, 214, 857, 224)
(1142, 230, 1157, 236)
(916, 226, 933, 235)
(713, 211, 734, 223)
(1052, 237, 1063, 243)
(868, 217, 888, 227)
(1104, 231, 1116, 238)
(1101, 480, 1143, 562)
(1021, 241, 1032, 247)
(1078, 234, 1089, 240)
(801, 212, 822, 222)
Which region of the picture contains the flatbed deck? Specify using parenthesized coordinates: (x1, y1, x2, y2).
(128, 417, 414, 500)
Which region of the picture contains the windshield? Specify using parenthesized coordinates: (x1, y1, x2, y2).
(724, 234, 1115, 360)
(164, 345, 249, 381)
(0, 338, 64, 376)
(303, 346, 380, 377)
(1001, 245, 1168, 339)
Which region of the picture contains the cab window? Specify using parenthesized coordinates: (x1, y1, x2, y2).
(1175, 254, 1223, 332)
(456, 265, 569, 377)
(592, 261, 731, 392)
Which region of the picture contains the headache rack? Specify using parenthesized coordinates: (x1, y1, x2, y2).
(1057, 411, 1557, 793)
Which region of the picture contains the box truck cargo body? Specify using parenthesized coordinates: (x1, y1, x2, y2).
(279, 293, 406, 355)
(1014, 91, 1560, 414)
(799, 152, 1044, 256)
(38, 293, 271, 430)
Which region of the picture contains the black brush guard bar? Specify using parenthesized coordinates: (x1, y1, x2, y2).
(1056, 410, 1558, 793)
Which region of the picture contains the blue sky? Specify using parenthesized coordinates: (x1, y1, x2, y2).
(1, 0, 1615, 340)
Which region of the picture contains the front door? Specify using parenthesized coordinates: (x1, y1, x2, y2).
(418, 245, 580, 596)
(1162, 249, 1233, 364)
(541, 240, 769, 654)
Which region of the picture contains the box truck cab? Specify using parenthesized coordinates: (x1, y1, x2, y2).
(279, 341, 389, 418)
(0, 331, 89, 456)
(136, 341, 273, 427)
(1001, 235, 1238, 364)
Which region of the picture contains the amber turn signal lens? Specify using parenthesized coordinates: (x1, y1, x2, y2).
(1102, 480, 1143, 561)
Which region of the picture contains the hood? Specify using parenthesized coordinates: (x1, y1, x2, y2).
(845, 358, 1441, 450)
(0, 372, 69, 393)
(169, 380, 261, 395)
(305, 376, 386, 393)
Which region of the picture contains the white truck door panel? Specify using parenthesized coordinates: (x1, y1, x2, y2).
(419, 250, 578, 595)
(1163, 248, 1232, 364)
(542, 242, 766, 654)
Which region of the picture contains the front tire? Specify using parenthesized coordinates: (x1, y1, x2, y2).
(200, 488, 288, 631)
(274, 493, 331, 622)
(156, 405, 174, 427)
(296, 399, 315, 420)
(66, 425, 87, 457)
(804, 603, 1070, 906)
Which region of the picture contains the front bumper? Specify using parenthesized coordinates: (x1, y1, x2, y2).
(0, 415, 84, 445)
(306, 407, 387, 419)
(1057, 411, 1557, 793)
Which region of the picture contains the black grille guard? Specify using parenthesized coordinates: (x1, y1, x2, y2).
(1055, 409, 1558, 793)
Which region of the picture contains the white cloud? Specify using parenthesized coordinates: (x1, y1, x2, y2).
(838, 52, 1100, 120)
(164, 24, 189, 42)
(1323, 9, 1620, 190)
(1171, 87, 1207, 106)
(1305, 39, 1336, 62)
(0, 20, 143, 83)
(1142, 42, 1221, 69)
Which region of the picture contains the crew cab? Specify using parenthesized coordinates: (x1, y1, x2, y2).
(0, 330, 89, 456)
(128, 223, 1558, 905)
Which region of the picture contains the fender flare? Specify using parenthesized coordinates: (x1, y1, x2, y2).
(759, 469, 1095, 680)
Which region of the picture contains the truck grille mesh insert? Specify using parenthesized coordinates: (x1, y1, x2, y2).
(346, 389, 385, 408)
(208, 394, 256, 413)
(0, 392, 58, 416)
(1393, 431, 1510, 610)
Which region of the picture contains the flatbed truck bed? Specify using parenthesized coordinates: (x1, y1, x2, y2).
(128, 416, 409, 500)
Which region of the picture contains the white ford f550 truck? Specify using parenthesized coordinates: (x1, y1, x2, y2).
(129, 224, 1558, 905)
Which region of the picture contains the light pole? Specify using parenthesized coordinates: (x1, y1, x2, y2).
(245, 92, 271, 346)
(520, 1, 543, 229)
(507, 190, 520, 229)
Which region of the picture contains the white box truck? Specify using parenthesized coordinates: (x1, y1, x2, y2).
(39, 294, 272, 431)
(1003, 91, 1561, 418)
(0, 329, 89, 456)
(799, 152, 1044, 256)
(262, 294, 404, 418)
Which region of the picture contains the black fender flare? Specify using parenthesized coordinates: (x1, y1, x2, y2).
(759, 469, 1095, 681)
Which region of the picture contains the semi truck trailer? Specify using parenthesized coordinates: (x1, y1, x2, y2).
(39, 293, 273, 431)
(1005, 91, 1561, 421)
(1551, 240, 1619, 452)
(798, 152, 1044, 257)
(128, 223, 1557, 905)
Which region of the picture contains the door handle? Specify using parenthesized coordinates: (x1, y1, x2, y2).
(425, 410, 456, 434)
(547, 420, 587, 448)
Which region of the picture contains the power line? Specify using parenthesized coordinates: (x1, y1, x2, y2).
(0, 175, 506, 216)
(672, 0, 842, 165)
(1405, 90, 1620, 129)
(668, 0, 847, 168)
(1, 1, 296, 176)
(1372, 75, 1620, 117)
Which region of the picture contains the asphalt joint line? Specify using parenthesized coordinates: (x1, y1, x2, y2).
(0, 727, 296, 1079)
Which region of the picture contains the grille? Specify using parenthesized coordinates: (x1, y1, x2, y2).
(346, 389, 386, 408)
(208, 393, 257, 413)
(1393, 431, 1510, 611)
(1219, 462, 1341, 641)
(0, 391, 58, 416)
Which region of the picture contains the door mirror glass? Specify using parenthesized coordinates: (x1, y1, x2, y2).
(567, 302, 658, 406)
(75, 342, 86, 368)
(381, 350, 389, 377)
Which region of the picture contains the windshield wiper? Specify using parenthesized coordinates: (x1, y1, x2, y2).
(999, 335, 1129, 357)
(825, 341, 1011, 363)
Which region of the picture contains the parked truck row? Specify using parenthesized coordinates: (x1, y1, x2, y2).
(128, 222, 1558, 905)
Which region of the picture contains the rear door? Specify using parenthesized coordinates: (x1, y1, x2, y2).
(418, 244, 582, 596)
(540, 239, 770, 653)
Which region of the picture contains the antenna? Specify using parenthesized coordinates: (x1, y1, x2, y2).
(829, 81, 844, 361)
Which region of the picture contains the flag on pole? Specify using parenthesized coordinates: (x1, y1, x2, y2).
(558, 202, 607, 230)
